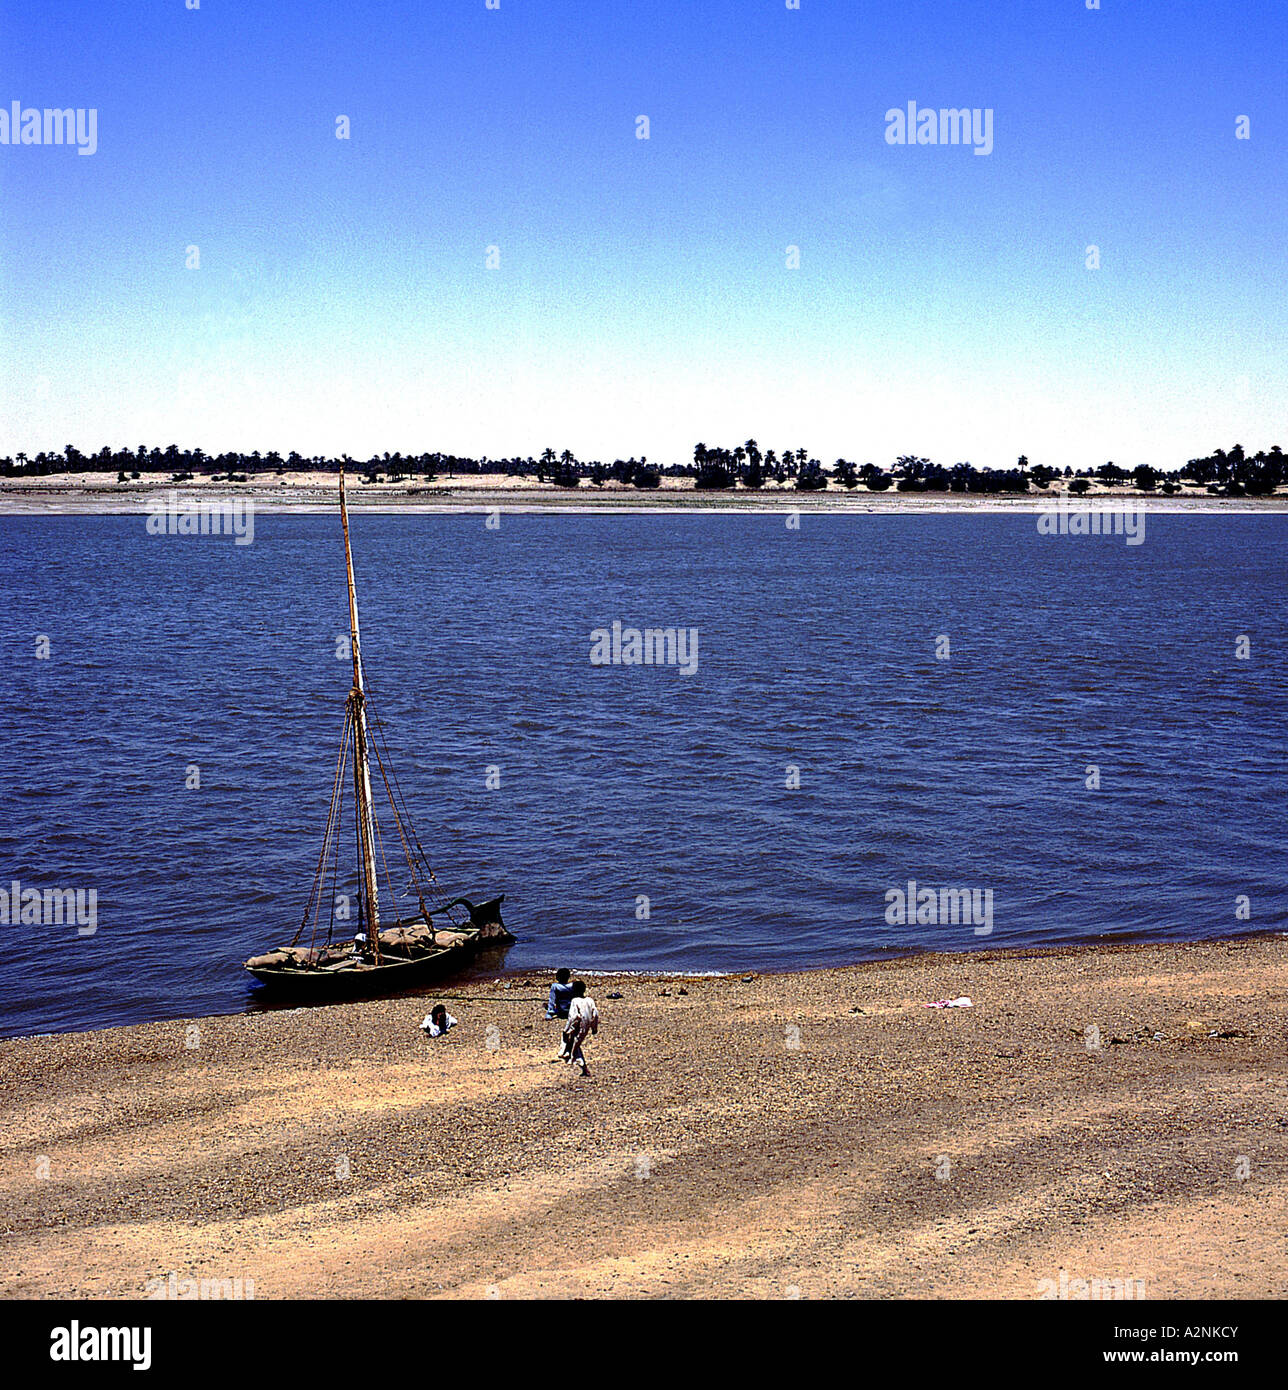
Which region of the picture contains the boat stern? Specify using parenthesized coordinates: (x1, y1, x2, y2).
(464, 895, 513, 942)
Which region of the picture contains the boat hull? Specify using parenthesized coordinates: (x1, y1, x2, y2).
(245, 896, 512, 998)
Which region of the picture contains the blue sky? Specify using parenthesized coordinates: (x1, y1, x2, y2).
(1, 0, 1284, 469)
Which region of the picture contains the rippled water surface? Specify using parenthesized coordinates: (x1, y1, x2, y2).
(2, 512, 1285, 1036)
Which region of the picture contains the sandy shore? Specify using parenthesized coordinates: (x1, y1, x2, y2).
(2, 935, 1286, 1300)
(2, 471, 1285, 513)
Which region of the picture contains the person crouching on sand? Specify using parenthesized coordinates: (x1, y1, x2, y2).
(420, 1004, 456, 1038)
(560, 980, 599, 1076)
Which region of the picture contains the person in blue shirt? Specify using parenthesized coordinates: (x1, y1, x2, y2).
(546, 968, 575, 1020)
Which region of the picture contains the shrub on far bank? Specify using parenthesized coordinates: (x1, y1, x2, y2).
(694, 462, 736, 489)
(794, 460, 828, 491)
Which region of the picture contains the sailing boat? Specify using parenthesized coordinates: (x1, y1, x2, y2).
(244, 468, 511, 996)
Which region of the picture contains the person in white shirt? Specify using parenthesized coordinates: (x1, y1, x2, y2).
(419, 1004, 457, 1038)
(560, 980, 599, 1076)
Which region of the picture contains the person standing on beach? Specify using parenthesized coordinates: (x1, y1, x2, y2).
(561, 980, 599, 1076)
(546, 967, 575, 1021)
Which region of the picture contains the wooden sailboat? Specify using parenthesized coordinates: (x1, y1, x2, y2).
(244, 468, 511, 996)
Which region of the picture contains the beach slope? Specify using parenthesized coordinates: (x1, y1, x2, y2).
(2, 936, 1286, 1299)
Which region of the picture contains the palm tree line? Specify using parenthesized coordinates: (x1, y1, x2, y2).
(1, 439, 1282, 496)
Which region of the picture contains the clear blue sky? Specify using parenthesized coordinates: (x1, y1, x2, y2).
(1, 0, 1283, 469)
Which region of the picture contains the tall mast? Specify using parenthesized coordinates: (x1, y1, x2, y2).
(339, 467, 381, 942)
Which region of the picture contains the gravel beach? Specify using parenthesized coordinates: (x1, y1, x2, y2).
(2, 936, 1286, 1300)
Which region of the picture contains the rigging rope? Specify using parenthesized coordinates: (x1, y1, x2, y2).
(367, 715, 436, 927)
(351, 696, 369, 948)
(293, 704, 353, 948)
(361, 659, 468, 930)
(294, 654, 473, 954)
(319, 710, 351, 952)
(362, 670, 443, 884)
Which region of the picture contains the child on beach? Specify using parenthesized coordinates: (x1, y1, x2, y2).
(546, 967, 575, 1020)
(419, 1004, 457, 1038)
(559, 980, 599, 1076)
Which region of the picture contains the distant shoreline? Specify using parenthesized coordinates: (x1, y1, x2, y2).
(3, 472, 1287, 515)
